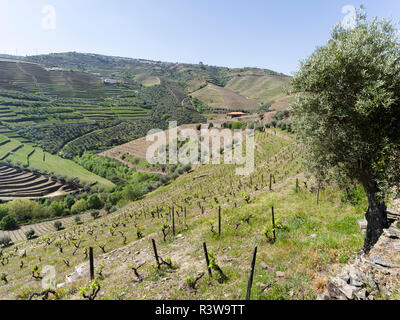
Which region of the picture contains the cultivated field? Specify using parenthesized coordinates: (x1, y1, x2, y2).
(99, 124, 198, 161)
(225, 74, 290, 106)
(191, 84, 260, 110)
(0, 137, 114, 190)
(0, 164, 80, 201)
(0, 131, 366, 300)
(0, 210, 96, 243)
(134, 73, 161, 87)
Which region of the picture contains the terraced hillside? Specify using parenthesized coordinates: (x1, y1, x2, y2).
(22, 53, 291, 110)
(0, 130, 368, 300)
(0, 60, 129, 99)
(0, 136, 114, 190)
(0, 56, 207, 157)
(0, 164, 80, 201)
(99, 124, 198, 161)
(0, 53, 292, 162)
(225, 73, 290, 106)
(191, 84, 260, 110)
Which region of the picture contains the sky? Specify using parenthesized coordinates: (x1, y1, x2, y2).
(1, 0, 400, 75)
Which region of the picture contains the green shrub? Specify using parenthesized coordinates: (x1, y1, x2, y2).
(0, 205, 9, 220)
(341, 185, 366, 207)
(104, 203, 112, 214)
(71, 199, 87, 215)
(0, 235, 12, 248)
(0, 215, 17, 230)
(87, 194, 103, 210)
(123, 184, 143, 201)
(107, 192, 122, 206)
(90, 210, 100, 219)
(64, 196, 75, 209)
(54, 221, 62, 231)
(25, 228, 36, 240)
(49, 201, 65, 217)
(74, 216, 81, 224)
(232, 122, 244, 130)
(7, 199, 49, 223)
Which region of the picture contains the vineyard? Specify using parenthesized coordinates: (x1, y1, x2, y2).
(0, 131, 366, 300)
(0, 163, 80, 201)
(0, 136, 114, 190)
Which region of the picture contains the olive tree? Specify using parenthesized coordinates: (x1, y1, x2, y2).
(290, 9, 400, 252)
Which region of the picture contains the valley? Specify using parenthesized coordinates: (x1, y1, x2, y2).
(0, 130, 367, 300)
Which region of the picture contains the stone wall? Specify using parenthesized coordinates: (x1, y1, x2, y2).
(319, 224, 400, 300)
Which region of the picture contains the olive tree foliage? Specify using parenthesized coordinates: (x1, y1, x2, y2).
(290, 8, 400, 251)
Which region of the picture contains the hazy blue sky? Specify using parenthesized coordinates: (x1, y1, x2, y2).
(1, 0, 400, 74)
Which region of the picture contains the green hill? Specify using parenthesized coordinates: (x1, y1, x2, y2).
(0, 52, 290, 193)
(0, 130, 366, 300)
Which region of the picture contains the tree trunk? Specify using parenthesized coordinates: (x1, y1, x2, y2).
(362, 178, 388, 253)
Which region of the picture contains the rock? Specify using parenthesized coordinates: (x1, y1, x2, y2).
(275, 271, 285, 278)
(310, 234, 317, 238)
(260, 261, 268, 269)
(327, 278, 356, 300)
(317, 293, 330, 300)
(369, 254, 398, 268)
(365, 275, 379, 292)
(354, 288, 368, 300)
(324, 223, 400, 300)
(357, 219, 368, 230)
(386, 226, 400, 239)
(347, 267, 365, 287)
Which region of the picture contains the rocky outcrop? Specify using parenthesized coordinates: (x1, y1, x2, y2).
(319, 224, 400, 300)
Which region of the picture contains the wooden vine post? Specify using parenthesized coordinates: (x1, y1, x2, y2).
(89, 247, 94, 281)
(218, 206, 221, 236)
(172, 206, 175, 236)
(296, 178, 299, 192)
(269, 174, 272, 191)
(271, 206, 276, 243)
(246, 246, 258, 300)
(203, 242, 212, 277)
(317, 181, 321, 205)
(152, 239, 160, 267)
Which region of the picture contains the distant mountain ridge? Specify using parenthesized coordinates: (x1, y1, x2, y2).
(0, 51, 290, 159)
(0, 52, 290, 109)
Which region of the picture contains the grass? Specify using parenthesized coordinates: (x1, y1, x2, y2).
(0, 138, 114, 190)
(134, 73, 161, 87)
(225, 74, 290, 106)
(0, 131, 367, 300)
(192, 84, 259, 110)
